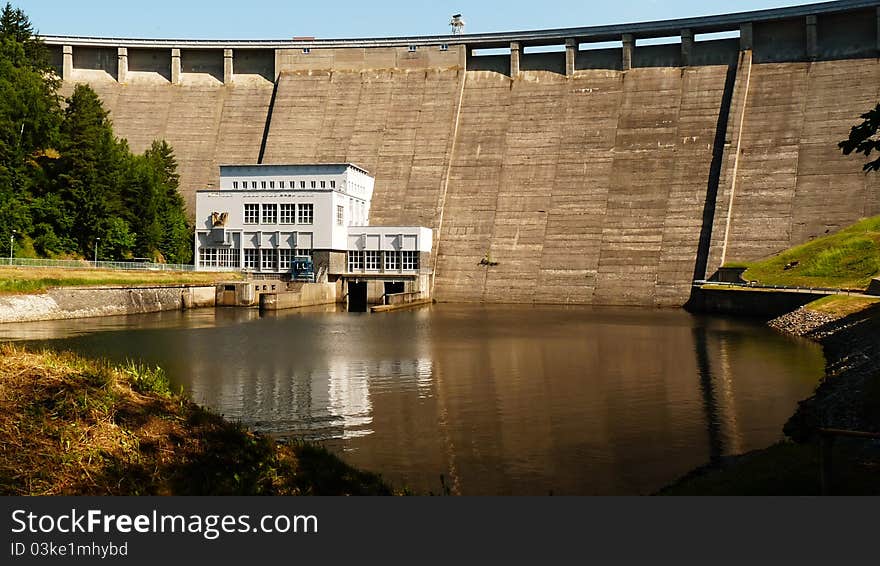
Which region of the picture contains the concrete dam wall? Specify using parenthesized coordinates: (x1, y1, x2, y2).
(45, 1, 880, 306)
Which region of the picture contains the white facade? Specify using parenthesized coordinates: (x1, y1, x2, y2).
(194, 164, 430, 276)
(345, 227, 432, 274)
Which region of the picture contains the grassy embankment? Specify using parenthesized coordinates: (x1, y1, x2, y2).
(733, 215, 880, 289)
(0, 345, 391, 495)
(0, 266, 240, 295)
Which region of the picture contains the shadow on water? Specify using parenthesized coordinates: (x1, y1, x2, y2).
(692, 325, 725, 466)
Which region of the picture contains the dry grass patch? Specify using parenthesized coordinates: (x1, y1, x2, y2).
(0, 345, 391, 495)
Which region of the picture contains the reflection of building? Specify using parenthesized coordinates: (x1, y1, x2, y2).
(194, 164, 432, 290)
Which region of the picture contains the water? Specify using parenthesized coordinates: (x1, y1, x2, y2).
(1, 304, 824, 495)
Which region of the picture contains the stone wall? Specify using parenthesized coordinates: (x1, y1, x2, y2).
(0, 286, 216, 324)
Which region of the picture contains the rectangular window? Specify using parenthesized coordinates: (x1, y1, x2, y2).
(320, 180, 326, 188)
(279, 248, 292, 270)
(347, 250, 364, 272)
(279, 181, 285, 189)
(440, 44, 449, 51)
(402, 251, 419, 271)
(297, 203, 313, 224)
(261, 248, 277, 271)
(269, 181, 275, 189)
(330, 180, 336, 189)
(296, 248, 312, 258)
(302, 48, 310, 54)
(243, 249, 258, 269)
(244, 204, 259, 224)
(262, 203, 277, 224)
(311, 181, 317, 188)
(408, 45, 417, 52)
(261, 181, 267, 189)
(199, 247, 240, 268)
(300, 181, 306, 189)
(364, 250, 380, 270)
(384, 250, 400, 271)
(251, 181, 257, 189)
(336, 205, 344, 226)
(233, 181, 238, 189)
(280, 203, 295, 224)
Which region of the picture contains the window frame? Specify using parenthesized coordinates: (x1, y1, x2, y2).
(261, 203, 277, 224)
(244, 203, 259, 224)
(297, 203, 314, 225)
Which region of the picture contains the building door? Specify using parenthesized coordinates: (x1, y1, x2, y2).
(348, 281, 368, 312)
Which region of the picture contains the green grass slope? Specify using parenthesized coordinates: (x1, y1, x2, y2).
(736, 216, 880, 289)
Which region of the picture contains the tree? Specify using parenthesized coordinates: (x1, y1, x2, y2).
(0, 4, 60, 252)
(54, 84, 128, 256)
(0, 5, 193, 263)
(839, 103, 880, 172)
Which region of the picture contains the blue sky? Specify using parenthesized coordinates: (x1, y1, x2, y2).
(14, 1, 817, 39)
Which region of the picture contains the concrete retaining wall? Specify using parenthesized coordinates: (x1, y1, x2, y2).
(684, 287, 826, 318)
(0, 285, 216, 324)
(259, 282, 338, 311)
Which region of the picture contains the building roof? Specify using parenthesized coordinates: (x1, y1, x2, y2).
(219, 163, 371, 176)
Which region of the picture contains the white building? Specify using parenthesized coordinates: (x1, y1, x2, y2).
(194, 164, 432, 286)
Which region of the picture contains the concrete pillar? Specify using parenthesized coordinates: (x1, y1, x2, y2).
(806, 15, 818, 60)
(510, 41, 520, 77)
(740, 23, 753, 51)
(117, 47, 128, 83)
(62, 45, 73, 80)
(224, 48, 233, 84)
(681, 28, 693, 67)
(622, 34, 633, 71)
(171, 48, 181, 84)
(565, 38, 576, 76)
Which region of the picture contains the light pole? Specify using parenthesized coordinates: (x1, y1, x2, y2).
(94, 237, 100, 267)
(8, 230, 15, 265)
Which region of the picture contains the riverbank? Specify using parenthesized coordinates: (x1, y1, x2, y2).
(0, 266, 238, 295)
(0, 345, 392, 495)
(661, 296, 880, 495)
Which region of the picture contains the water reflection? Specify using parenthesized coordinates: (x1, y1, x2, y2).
(5, 304, 824, 494)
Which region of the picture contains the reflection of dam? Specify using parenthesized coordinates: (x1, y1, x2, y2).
(43, 1, 880, 305)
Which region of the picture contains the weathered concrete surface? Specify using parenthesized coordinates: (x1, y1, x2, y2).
(0, 286, 215, 324)
(261, 68, 463, 233)
(435, 66, 729, 306)
(259, 283, 338, 311)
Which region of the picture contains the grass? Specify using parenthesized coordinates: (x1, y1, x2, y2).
(0, 345, 392, 495)
(804, 295, 880, 317)
(0, 266, 240, 295)
(736, 215, 880, 289)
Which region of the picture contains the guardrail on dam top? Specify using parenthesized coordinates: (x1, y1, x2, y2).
(40, 0, 880, 81)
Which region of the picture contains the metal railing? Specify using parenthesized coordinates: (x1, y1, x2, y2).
(693, 279, 870, 296)
(5, 257, 196, 272)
